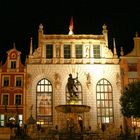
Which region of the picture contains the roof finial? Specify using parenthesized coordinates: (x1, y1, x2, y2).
(120, 46, 124, 56)
(135, 31, 139, 37)
(68, 16, 74, 35)
(113, 38, 118, 58)
(29, 37, 33, 55)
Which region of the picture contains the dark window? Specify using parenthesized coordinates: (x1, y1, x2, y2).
(16, 77, 22, 87)
(11, 61, 16, 69)
(3, 77, 9, 87)
(36, 78, 53, 125)
(75, 45, 83, 58)
(93, 45, 100, 58)
(15, 95, 21, 105)
(64, 45, 71, 58)
(3, 95, 8, 105)
(128, 63, 137, 71)
(96, 78, 114, 125)
(46, 44, 53, 58)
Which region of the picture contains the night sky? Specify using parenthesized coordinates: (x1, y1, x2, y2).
(0, 0, 140, 64)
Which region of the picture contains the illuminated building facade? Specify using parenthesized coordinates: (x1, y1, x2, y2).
(120, 32, 140, 129)
(0, 45, 26, 127)
(25, 23, 122, 131)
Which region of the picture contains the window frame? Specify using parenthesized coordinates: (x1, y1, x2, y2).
(96, 78, 114, 125)
(36, 78, 53, 125)
(2, 75, 10, 87)
(75, 44, 83, 59)
(46, 44, 53, 58)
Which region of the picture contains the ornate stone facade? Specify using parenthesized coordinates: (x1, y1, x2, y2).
(25, 23, 122, 131)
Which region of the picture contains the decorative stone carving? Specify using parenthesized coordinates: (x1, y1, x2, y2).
(33, 47, 41, 58)
(102, 47, 113, 58)
(54, 73, 61, 89)
(116, 73, 121, 88)
(85, 72, 91, 88)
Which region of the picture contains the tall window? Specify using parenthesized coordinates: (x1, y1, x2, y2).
(3, 76, 10, 87)
(93, 45, 100, 58)
(15, 77, 22, 87)
(75, 45, 83, 58)
(2, 95, 8, 105)
(11, 61, 16, 69)
(96, 78, 114, 125)
(0, 115, 4, 126)
(15, 95, 22, 105)
(36, 78, 53, 125)
(18, 115, 23, 126)
(64, 44, 71, 59)
(46, 44, 53, 58)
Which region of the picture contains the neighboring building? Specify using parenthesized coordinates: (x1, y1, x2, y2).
(0, 44, 26, 127)
(120, 32, 140, 130)
(25, 21, 122, 132)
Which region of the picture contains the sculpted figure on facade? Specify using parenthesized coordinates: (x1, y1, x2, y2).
(67, 73, 78, 98)
(54, 73, 61, 89)
(33, 47, 41, 58)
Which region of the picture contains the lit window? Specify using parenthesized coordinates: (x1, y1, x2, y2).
(93, 45, 100, 58)
(96, 78, 114, 125)
(18, 115, 23, 126)
(46, 44, 53, 58)
(36, 78, 53, 125)
(64, 45, 71, 59)
(0, 115, 4, 126)
(128, 78, 138, 83)
(132, 117, 140, 128)
(75, 45, 83, 58)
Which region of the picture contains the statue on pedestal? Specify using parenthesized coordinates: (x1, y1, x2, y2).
(67, 73, 78, 98)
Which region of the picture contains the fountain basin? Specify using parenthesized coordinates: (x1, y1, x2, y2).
(55, 104, 91, 113)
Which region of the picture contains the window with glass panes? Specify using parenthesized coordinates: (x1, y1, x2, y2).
(2, 95, 8, 105)
(15, 95, 22, 105)
(0, 115, 4, 126)
(93, 45, 100, 58)
(128, 63, 137, 71)
(3, 76, 9, 87)
(75, 45, 83, 58)
(18, 115, 23, 126)
(96, 78, 114, 125)
(11, 61, 16, 69)
(128, 78, 138, 83)
(64, 44, 71, 58)
(36, 78, 53, 125)
(46, 44, 53, 58)
(16, 77, 22, 87)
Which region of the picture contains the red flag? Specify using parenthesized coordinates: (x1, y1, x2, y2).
(69, 16, 74, 31)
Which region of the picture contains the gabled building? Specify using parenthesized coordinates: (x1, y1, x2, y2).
(120, 32, 140, 129)
(0, 44, 26, 127)
(25, 20, 122, 132)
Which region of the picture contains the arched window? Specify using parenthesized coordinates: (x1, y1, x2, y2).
(96, 78, 114, 125)
(36, 78, 53, 125)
